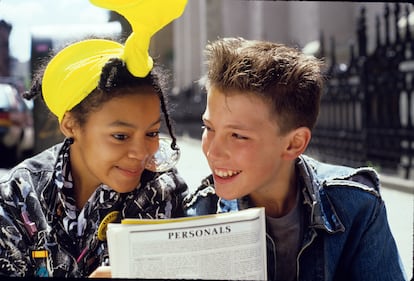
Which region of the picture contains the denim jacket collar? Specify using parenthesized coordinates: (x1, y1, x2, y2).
(296, 155, 345, 233)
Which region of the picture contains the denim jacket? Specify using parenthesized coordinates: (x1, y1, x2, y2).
(0, 142, 188, 277)
(184, 155, 407, 281)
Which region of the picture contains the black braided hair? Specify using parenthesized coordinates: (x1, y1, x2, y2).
(23, 57, 49, 101)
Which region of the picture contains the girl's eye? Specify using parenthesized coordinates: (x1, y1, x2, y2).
(112, 134, 128, 141)
(147, 131, 160, 138)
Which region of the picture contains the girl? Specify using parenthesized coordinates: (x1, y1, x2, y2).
(0, 0, 188, 277)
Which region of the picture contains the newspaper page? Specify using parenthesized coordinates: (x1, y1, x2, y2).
(107, 207, 267, 280)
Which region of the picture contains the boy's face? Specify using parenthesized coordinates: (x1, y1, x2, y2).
(201, 86, 292, 200)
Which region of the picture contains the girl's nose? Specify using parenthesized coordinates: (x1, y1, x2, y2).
(127, 140, 151, 161)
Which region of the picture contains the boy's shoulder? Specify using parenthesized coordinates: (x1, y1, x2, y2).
(183, 174, 219, 216)
(300, 154, 380, 193)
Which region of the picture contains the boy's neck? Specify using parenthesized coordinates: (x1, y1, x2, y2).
(250, 162, 298, 218)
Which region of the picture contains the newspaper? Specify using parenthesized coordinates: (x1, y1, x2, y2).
(107, 207, 267, 280)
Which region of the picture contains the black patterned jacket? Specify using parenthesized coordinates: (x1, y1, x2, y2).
(0, 142, 188, 277)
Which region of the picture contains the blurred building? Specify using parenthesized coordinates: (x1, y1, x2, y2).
(167, 1, 386, 94)
(0, 19, 12, 77)
(154, 0, 413, 179)
(146, 1, 394, 138)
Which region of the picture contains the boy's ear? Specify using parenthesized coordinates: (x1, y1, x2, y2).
(282, 127, 311, 160)
(59, 112, 77, 138)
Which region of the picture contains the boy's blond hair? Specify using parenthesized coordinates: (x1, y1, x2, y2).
(204, 37, 324, 134)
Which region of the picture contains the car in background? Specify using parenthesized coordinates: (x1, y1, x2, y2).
(0, 81, 34, 167)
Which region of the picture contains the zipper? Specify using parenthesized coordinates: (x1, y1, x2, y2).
(266, 233, 277, 281)
(296, 228, 317, 280)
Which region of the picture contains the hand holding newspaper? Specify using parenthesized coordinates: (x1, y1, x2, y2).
(107, 207, 267, 280)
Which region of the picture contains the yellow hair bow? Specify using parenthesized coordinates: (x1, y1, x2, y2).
(42, 0, 187, 122)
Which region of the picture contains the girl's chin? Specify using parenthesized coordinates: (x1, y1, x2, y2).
(110, 182, 140, 193)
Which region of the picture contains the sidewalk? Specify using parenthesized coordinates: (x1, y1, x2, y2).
(380, 173, 414, 194)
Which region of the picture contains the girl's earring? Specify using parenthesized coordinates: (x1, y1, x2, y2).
(145, 137, 180, 173)
(66, 137, 74, 145)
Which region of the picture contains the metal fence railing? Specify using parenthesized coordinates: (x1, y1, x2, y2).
(309, 3, 414, 180)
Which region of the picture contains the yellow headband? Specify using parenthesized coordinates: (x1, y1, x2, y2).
(42, 0, 187, 122)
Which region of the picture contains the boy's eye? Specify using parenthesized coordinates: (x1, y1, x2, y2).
(201, 125, 212, 131)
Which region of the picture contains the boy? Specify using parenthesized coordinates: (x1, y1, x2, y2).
(184, 37, 406, 281)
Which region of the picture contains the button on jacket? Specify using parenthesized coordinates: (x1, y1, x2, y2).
(184, 155, 407, 281)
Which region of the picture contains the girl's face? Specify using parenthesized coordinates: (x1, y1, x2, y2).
(69, 92, 161, 194)
(201, 86, 291, 200)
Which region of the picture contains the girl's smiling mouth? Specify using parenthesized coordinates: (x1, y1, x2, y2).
(117, 166, 142, 177)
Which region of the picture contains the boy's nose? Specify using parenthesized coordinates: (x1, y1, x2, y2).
(205, 137, 227, 161)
